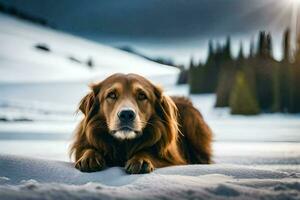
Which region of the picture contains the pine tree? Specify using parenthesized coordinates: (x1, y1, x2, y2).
(215, 37, 236, 107)
(254, 31, 277, 111)
(208, 40, 214, 59)
(242, 39, 257, 94)
(249, 38, 256, 58)
(289, 63, 300, 113)
(177, 64, 189, 85)
(189, 56, 195, 69)
(274, 29, 291, 112)
(258, 31, 266, 56)
(288, 31, 300, 113)
(237, 42, 245, 60)
(189, 57, 201, 93)
(266, 33, 273, 58)
(189, 41, 221, 94)
(229, 72, 260, 115)
(283, 29, 291, 61)
(223, 36, 232, 59)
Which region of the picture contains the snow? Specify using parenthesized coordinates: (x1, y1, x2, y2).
(0, 155, 300, 199)
(0, 92, 299, 200)
(0, 89, 299, 200)
(0, 155, 299, 200)
(0, 87, 299, 200)
(0, 14, 300, 200)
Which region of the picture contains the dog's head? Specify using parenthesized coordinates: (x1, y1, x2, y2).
(79, 73, 178, 141)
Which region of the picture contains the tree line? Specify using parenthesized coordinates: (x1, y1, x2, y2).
(188, 30, 300, 114)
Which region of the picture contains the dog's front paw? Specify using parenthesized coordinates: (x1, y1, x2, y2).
(125, 157, 154, 174)
(75, 149, 105, 172)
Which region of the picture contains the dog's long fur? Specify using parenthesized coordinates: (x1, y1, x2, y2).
(70, 73, 212, 174)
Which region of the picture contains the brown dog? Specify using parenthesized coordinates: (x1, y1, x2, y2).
(70, 73, 212, 174)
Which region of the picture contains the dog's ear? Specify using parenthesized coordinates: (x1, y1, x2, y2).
(154, 85, 178, 139)
(151, 85, 185, 165)
(78, 83, 101, 116)
(79, 92, 94, 115)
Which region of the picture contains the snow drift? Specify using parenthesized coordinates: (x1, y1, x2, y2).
(0, 154, 299, 200)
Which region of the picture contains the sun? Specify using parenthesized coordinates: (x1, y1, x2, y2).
(290, 0, 300, 4)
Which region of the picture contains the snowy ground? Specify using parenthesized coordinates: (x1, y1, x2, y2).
(0, 13, 300, 200)
(0, 88, 299, 199)
(0, 154, 299, 200)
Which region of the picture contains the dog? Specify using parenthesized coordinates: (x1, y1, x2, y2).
(70, 73, 212, 174)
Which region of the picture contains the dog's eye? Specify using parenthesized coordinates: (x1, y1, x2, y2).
(107, 92, 117, 100)
(137, 93, 147, 101)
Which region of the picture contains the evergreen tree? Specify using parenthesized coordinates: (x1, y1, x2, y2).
(177, 66, 189, 85)
(266, 33, 273, 57)
(237, 42, 245, 60)
(189, 57, 201, 93)
(274, 29, 292, 112)
(249, 38, 256, 58)
(189, 56, 195, 68)
(289, 64, 300, 113)
(223, 36, 232, 59)
(242, 38, 257, 98)
(283, 29, 291, 61)
(208, 40, 214, 58)
(289, 32, 300, 113)
(189, 30, 299, 114)
(254, 31, 276, 111)
(189, 41, 221, 94)
(215, 37, 236, 107)
(229, 72, 260, 115)
(258, 31, 266, 56)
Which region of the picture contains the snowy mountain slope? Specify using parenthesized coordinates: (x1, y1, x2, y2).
(0, 13, 179, 84)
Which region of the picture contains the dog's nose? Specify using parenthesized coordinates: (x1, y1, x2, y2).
(118, 109, 136, 123)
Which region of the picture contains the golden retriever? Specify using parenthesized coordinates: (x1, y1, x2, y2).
(70, 73, 212, 174)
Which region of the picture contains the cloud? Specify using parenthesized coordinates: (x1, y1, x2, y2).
(0, 0, 291, 39)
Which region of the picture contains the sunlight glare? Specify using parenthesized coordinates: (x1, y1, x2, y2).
(291, 0, 300, 5)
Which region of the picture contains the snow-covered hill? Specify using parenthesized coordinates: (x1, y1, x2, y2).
(0, 13, 179, 84)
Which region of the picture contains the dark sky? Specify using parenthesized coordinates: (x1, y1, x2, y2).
(0, 0, 295, 63)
